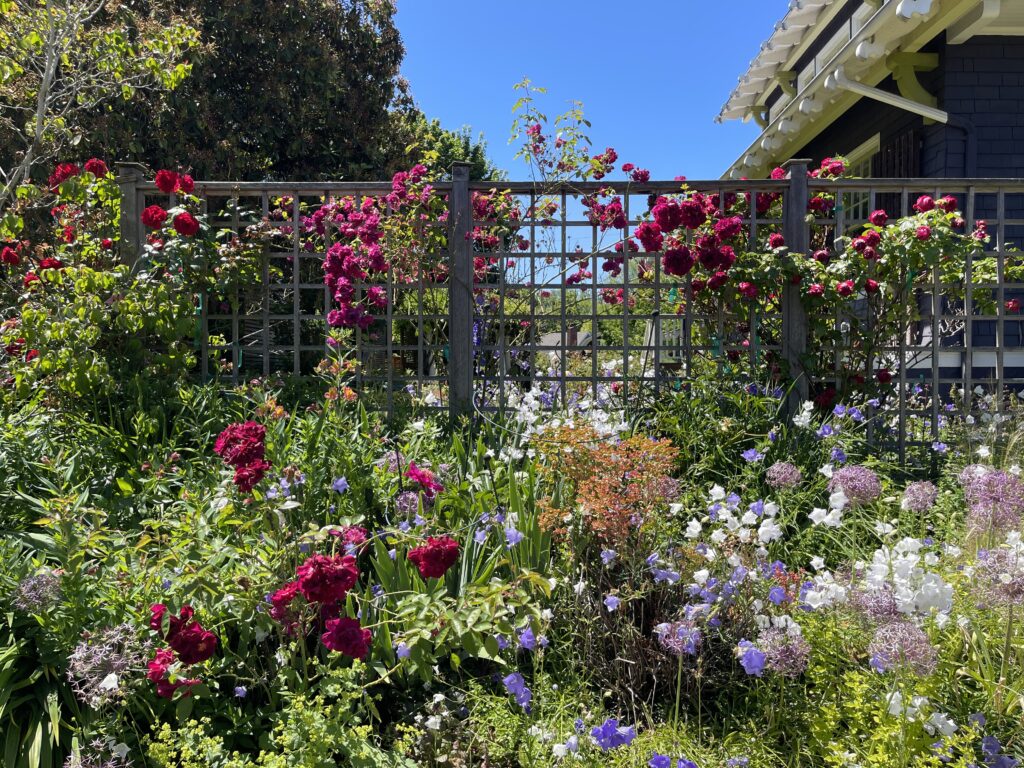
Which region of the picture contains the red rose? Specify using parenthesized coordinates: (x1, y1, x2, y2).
(83, 158, 108, 177)
(176, 174, 195, 194)
(768, 232, 786, 248)
(913, 195, 935, 213)
(101, 238, 113, 250)
(690, 278, 707, 293)
(1, 246, 19, 266)
(812, 249, 830, 264)
(662, 246, 694, 278)
(214, 421, 266, 466)
(321, 617, 371, 658)
(836, 280, 854, 297)
(876, 368, 893, 383)
(296, 554, 359, 603)
(173, 211, 200, 237)
(168, 620, 218, 664)
(48, 163, 80, 190)
(862, 230, 880, 247)
(852, 238, 867, 253)
(862, 246, 878, 261)
(937, 195, 958, 213)
(24, 349, 38, 362)
(738, 281, 758, 299)
(915, 226, 931, 240)
(147, 648, 201, 699)
(141, 205, 168, 229)
(1006, 299, 1021, 313)
(868, 209, 888, 226)
(23, 272, 39, 287)
(269, 580, 301, 628)
(150, 603, 168, 634)
(154, 170, 179, 194)
(865, 278, 880, 294)
(330, 525, 368, 548)
(707, 270, 729, 290)
(408, 536, 460, 579)
(808, 283, 824, 297)
(39, 257, 63, 271)
(233, 460, 270, 492)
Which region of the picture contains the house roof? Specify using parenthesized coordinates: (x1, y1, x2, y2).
(716, 0, 834, 124)
(715, 0, 1003, 178)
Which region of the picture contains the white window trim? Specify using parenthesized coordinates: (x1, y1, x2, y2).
(846, 134, 881, 169)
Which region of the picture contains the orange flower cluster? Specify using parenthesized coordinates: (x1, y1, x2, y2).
(535, 424, 678, 545)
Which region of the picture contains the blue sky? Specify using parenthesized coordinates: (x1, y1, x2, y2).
(395, 1, 789, 180)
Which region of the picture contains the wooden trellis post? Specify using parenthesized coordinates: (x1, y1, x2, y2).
(116, 162, 146, 268)
(448, 162, 474, 420)
(781, 158, 811, 412)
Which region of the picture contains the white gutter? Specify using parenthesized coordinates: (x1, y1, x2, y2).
(824, 65, 949, 123)
(723, 0, 927, 178)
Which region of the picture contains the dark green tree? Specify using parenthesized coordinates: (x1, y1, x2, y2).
(80, 0, 407, 180)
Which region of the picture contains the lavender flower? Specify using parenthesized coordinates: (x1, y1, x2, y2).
(766, 461, 803, 490)
(868, 620, 937, 676)
(760, 628, 811, 677)
(12, 570, 62, 612)
(590, 718, 636, 750)
(828, 465, 882, 505)
(502, 672, 532, 709)
(736, 639, 767, 676)
(901, 481, 938, 513)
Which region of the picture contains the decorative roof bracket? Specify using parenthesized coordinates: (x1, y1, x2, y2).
(887, 51, 939, 122)
(751, 107, 770, 129)
(777, 70, 798, 97)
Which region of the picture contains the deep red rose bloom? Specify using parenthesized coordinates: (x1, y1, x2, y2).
(861, 230, 880, 247)
(707, 270, 729, 290)
(101, 238, 113, 250)
(1, 246, 19, 265)
(808, 283, 824, 297)
(173, 211, 200, 237)
(24, 349, 38, 362)
(330, 525, 368, 547)
(863, 246, 878, 261)
(147, 648, 201, 698)
(876, 368, 894, 383)
(836, 280, 854, 297)
(177, 174, 195, 194)
(812, 249, 830, 264)
(168, 620, 218, 664)
(214, 422, 267, 466)
(233, 460, 270, 492)
(23, 272, 39, 287)
(39, 257, 63, 271)
(408, 536, 460, 579)
(269, 580, 301, 627)
(690, 278, 707, 293)
(915, 226, 931, 240)
(768, 233, 786, 248)
(937, 195, 958, 213)
(913, 195, 935, 213)
(868, 209, 888, 226)
(48, 163, 80, 190)
(321, 617, 371, 658)
(713, 216, 743, 240)
(738, 281, 758, 299)
(154, 170, 179, 194)
(634, 221, 663, 252)
(865, 278, 880, 294)
(662, 246, 694, 278)
(141, 205, 168, 229)
(296, 554, 359, 603)
(1006, 298, 1021, 313)
(150, 603, 168, 635)
(84, 158, 108, 177)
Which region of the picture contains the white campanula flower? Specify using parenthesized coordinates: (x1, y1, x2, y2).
(810, 556, 825, 571)
(977, 446, 992, 458)
(685, 519, 702, 539)
(758, 519, 783, 543)
(818, 463, 834, 479)
(925, 712, 957, 737)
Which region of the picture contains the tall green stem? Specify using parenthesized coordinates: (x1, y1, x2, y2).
(673, 652, 684, 732)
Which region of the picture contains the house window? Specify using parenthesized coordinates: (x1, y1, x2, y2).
(844, 134, 880, 223)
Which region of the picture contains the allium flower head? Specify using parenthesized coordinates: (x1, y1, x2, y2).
(868, 620, 937, 676)
(974, 540, 1024, 606)
(760, 628, 810, 677)
(901, 481, 938, 512)
(828, 465, 881, 505)
(12, 570, 62, 612)
(67, 623, 149, 708)
(655, 619, 701, 656)
(960, 465, 1024, 536)
(850, 586, 901, 623)
(766, 461, 802, 490)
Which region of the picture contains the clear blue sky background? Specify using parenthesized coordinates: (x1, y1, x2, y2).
(395, 1, 789, 180)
